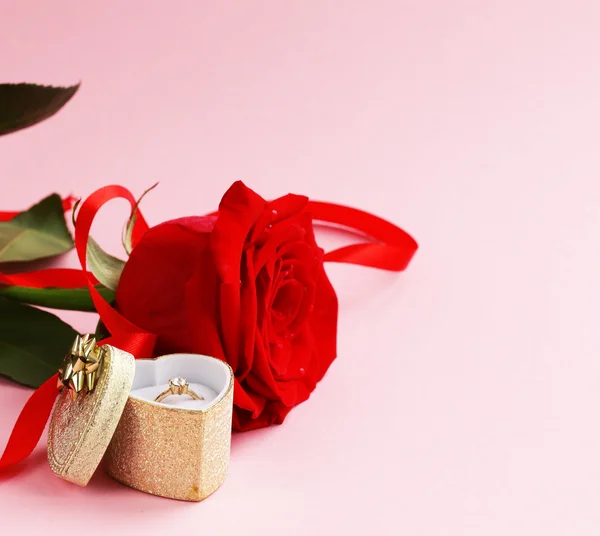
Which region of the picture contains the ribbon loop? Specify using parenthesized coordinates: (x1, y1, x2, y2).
(307, 201, 418, 271)
(73, 185, 156, 358)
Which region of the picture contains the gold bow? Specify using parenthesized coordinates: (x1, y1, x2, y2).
(57, 334, 104, 400)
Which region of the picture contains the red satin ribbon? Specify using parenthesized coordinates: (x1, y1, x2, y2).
(0, 269, 95, 288)
(0, 188, 417, 474)
(307, 201, 417, 271)
(0, 375, 58, 471)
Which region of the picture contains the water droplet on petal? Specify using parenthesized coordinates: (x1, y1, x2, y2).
(272, 209, 279, 217)
(299, 367, 305, 376)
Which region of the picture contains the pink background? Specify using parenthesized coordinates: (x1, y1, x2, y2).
(2, 1, 600, 534)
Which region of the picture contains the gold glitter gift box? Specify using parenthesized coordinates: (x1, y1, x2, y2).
(47, 342, 234, 501)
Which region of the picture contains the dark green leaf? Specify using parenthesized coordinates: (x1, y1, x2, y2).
(0, 82, 79, 136)
(0, 193, 74, 263)
(94, 318, 110, 341)
(0, 284, 115, 311)
(0, 297, 77, 387)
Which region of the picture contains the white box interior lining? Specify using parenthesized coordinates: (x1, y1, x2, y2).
(129, 353, 231, 411)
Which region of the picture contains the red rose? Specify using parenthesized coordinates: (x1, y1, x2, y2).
(115, 181, 338, 431)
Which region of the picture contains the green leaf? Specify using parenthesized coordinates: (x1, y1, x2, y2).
(122, 183, 158, 255)
(0, 82, 80, 136)
(0, 193, 74, 263)
(87, 236, 126, 291)
(0, 296, 77, 387)
(122, 211, 138, 256)
(0, 284, 115, 311)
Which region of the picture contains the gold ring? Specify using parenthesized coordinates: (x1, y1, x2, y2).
(154, 377, 204, 403)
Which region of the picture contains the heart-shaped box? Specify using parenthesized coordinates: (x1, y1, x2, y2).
(47, 345, 233, 501)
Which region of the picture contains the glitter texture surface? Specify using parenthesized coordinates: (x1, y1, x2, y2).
(105, 371, 233, 501)
(47, 346, 135, 486)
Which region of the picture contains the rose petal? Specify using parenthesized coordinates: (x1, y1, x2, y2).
(245, 329, 286, 399)
(233, 401, 291, 431)
(284, 264, 317, 335)
(268, 194, 309, 222)
(253, 217, 309, 272)
(184, 268, 226, 362)
(211, 181, 266, 365)
(271, 279, 304, 333)
(307, 262, 339, 381)
(116, 217, 217, 356)
(250, 193, 308, 243)
(212, 181, 266, 284)
(278, 240, 319, 265)
(247, 327, 316, 408)
(233, 376, 265, 415)
(236, 245, 257, 380)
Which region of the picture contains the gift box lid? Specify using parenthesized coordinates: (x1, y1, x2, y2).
(47, 337, 135, 486)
